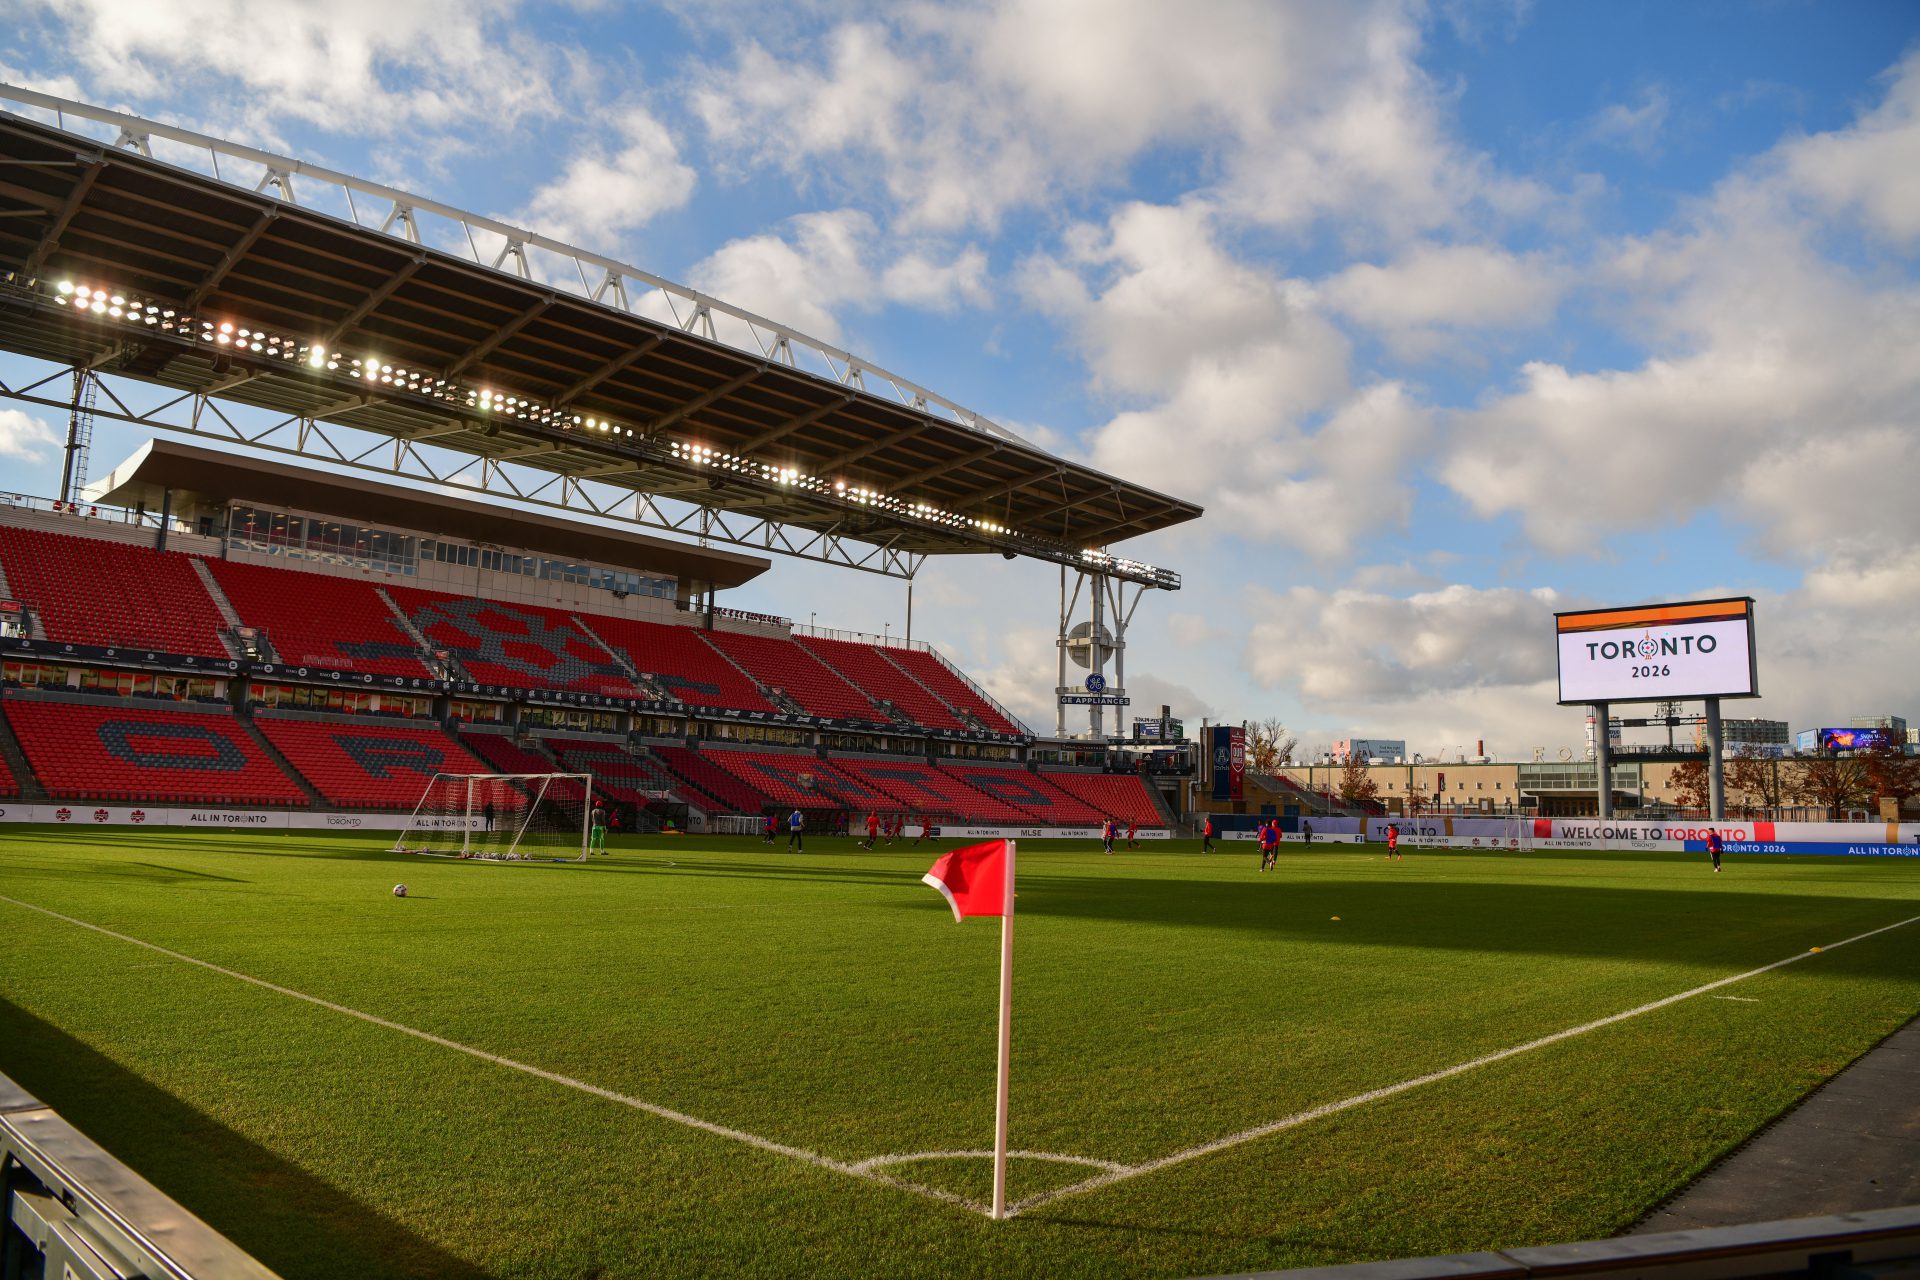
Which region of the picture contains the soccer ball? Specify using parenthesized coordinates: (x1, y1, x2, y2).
(393, 884, 408, 898)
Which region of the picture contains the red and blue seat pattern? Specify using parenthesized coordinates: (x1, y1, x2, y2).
(385, 586, 639, 697)
(2, 701, 306, 804)
(1041, 772, 1164, 826)
(256, 716, 488, 808)
(207, 558, 429, 676)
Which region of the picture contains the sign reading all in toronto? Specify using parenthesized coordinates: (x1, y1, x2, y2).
(1555, 597, 1759, 705)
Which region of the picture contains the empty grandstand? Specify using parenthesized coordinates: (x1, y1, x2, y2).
(0, 93, 1202, 836)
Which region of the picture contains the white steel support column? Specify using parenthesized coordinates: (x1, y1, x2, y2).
(1088, 573, 1106, 740)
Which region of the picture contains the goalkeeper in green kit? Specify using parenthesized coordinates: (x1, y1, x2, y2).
(590, 800, 609, 855)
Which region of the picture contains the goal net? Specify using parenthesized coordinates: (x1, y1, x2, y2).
(392, 773, 593, 861)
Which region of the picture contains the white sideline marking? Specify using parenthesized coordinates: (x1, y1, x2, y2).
(1003, 913, 1920, 1218)
(1713, 995, 1761, 1003)
(3, 893, 1914, 1222)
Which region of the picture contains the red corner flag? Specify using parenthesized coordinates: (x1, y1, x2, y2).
(921, 839, 1010, 922)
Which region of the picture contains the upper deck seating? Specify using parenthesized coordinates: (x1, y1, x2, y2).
(650, 745, 774, 815)
(1040, 771, 1165, 826)
(0, 524, 228, 657)
(943, 765, 1106, 825)
(206, 559, 430, 676)
(256, 716, 488, 808)
(886, 648, 1024, 735)
(385, 587, 638, 697)
(581, 616, 775, 712)
(798, 638, 966, 730)
(702, 631, 885, 723)
(3, 700, 306, 805)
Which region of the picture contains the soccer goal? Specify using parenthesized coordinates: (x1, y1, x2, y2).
(392, 773, 593, 861)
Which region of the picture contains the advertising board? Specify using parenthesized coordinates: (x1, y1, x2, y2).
(1819, 727, 1899, 752)
(1556, 597, 1757, 705)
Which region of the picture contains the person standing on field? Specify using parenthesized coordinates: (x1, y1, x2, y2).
(1301, 819, 1313, 846)
(483, 799, 496, 833)
(862, 811, 880, 849)
(1706, 827, 1723, 873)
(1386, 823, 1400, 859)
(787, 808, 805, 853)
(1201, 815, 1215, 853)
(589, 801, 608, 855)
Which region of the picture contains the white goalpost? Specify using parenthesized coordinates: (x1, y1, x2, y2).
(392, 773, 594, 862)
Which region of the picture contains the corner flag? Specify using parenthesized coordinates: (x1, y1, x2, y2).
(921, 838, 1018, 1220)
(920, 839, 1010, 922)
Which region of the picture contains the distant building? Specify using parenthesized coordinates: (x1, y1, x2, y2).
(1695, 717, 1789, 757)
(1851, 715, 1909, 738)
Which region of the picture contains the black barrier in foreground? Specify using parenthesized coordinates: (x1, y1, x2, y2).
(1203, 1203, 1920, 1280)
(1, 1070, 280, 1280)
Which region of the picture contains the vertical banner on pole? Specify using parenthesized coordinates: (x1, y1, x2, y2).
(1210, 727, 1246, 802)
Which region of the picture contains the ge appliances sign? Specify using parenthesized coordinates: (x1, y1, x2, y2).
(1555, 597, 1758, 705)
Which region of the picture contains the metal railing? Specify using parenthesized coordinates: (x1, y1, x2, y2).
(2, 1069, 282, 1279)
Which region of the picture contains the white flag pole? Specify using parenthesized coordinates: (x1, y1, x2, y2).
(991, 839, 1016, 1220)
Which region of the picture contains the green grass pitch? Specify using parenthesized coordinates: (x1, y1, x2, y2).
(2, 828, 1917, 1279)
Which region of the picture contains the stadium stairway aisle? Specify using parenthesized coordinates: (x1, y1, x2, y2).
(0, 524, 231, 657)
(232, 711, 327, 807)
(0, 706, 45, 800)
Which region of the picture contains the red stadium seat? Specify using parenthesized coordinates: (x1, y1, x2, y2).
(582, 616, 775, 712)
(206, 559, 430, 676)
(651, 745, 774, 815)
(1039, 771, 1166, 826)
(0, 524, 229, 657)
(798, 638, 967, 730)
(885, 648, 1024, 735)
(2, 700, 306, 805)
(385, 586, 640, 697)
(256, 716, 489, 808)
(701, 631, 886, 723)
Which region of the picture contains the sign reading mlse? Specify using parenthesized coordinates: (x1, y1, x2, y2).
(1556, 597, 1758, 705)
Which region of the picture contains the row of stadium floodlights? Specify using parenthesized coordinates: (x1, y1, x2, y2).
(47, 278, 1016, 538)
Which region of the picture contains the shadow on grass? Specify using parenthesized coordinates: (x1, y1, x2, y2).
(0, 999, 490, 1280)
(937, 873, 1920, 968)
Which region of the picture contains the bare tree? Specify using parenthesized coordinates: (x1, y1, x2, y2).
(1726, 748, 1787, 817)
(1247, 718, 1298, 774)
(1791, 756, 1875, 820)
(1404, 775, 1430, 815)
(1866, 743, 1920, 816)
(1668, 758, 1711, 811)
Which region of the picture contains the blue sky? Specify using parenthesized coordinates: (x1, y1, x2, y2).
(1, 0, 1916, 754)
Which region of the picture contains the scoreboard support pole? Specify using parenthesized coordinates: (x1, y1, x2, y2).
(1705, 698, 1726, 822)
(1592, 700, 1613, 820)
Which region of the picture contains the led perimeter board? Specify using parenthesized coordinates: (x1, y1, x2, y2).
(1555, 597, 1758, 706)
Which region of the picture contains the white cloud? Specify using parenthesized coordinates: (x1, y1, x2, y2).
(0, 410, 61, 462)
(517, 107, 697, 249)
(1777, 49, 1920, 243)
(1320, 241, 1564, 357)
(691, 0, 1550, 237)
(1244, 582, 1563, 703)
(1586, 86, 1669, 155)
(1443, 56, 1920, 560)
(20, 0, 559, 137)
(685, 209, 990, 345)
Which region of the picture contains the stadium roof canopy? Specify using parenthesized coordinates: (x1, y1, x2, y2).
(87, 438, 771, 590)
(0, 89, 1200, 587)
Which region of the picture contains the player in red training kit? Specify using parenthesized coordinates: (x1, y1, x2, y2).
(862, 811, 880, 849)
(1126, 820, 1138, 849)
(1386, 824, 1401, 859)
(1201, 816, 1215, 853)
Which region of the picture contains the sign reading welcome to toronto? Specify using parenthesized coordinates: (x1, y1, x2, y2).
(1555, 596, 1759, 705)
